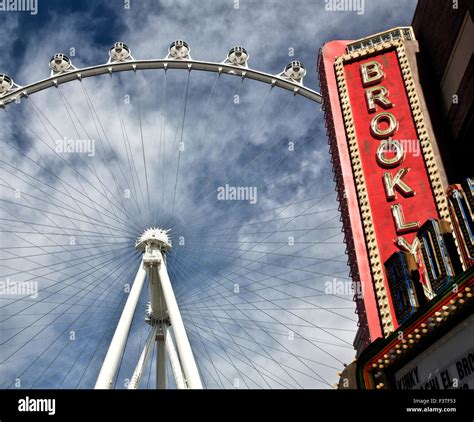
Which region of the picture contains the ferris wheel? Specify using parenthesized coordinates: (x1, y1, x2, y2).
(0, 41, 357, 389)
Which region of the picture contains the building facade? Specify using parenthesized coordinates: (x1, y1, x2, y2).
(318, 1, 473, 389)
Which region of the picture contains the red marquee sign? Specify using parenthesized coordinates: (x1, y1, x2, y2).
(319, 32, 450, 340)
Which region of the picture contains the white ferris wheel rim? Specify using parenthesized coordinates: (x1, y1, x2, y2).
(0, 57, 322, 107)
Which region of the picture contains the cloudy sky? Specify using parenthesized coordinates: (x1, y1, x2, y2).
(0, 0, 417, 389)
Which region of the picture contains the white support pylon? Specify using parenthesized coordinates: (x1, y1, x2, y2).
(95, 263, 147, 389)
(166, 329, 186, 389)
(135, 227, 203, 389)
(156, 324, 167, 389)
(128, 325, 158, 390)
(156, 253, 202, 388)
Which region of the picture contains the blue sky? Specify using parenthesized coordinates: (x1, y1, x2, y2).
(0, 0, 417, 389)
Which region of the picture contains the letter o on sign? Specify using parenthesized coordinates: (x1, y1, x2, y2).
(370, 112, 398, 138)
(376, 139, 405, 167)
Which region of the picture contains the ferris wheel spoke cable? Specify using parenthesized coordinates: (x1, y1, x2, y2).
(0, 248, 132, 291)
(178, 268, 351, 314)
(192, 319, 256, 389)
(1, 254, 137, 384)
(185, 208, 339, 243)
(0, 241, 130, 282)
(2, 314, 121, 363)
(189, 322, 278, 389)
(178, 133, 323, 234)
(71, 86, 124, 223)
(176, 203, 342, 304)
(55, 86, 131, 230)
(7, 262, 136, 389)
(171, 237, 350, 308)
(111, 79, 149, 214)
(177, 261, 357, 332)
(167, 85, 276, 224)
(177, 196, 333, 268)
(181, 225, 344, 241)
(111, 83, 148, 227)
(181, 311, 226, 388)
(122, 70, 154, 223)
(122, 69, 155, 222)
(170, 70, 191, 217)
(1, 322, 120, 388)
(186, 316, 352, 355)
(0, 239, 131, 282)
(0, 206, 131, 266)
(167, 242, 352, 358)
(170, 221, 350, 307)
(2, 254, 135, 356)
(159, 70, 168, 211)
(169, 93, 305, 225)
(187, 319, 331, 388)
(169, 211, 348, 314)
(183, 228, 344, 265)
(177, 274, 281, 389)
(167, 250, 355, 349)
(182, 295, 318, 388)
(57, 319, 120, 389)
(74, 293, 136, 389)
(31, 315, 124, 388)
(162, 71, 192, 212)
(0, 249, 138, 349)
(3, 219, 134, 286)
(184, 300, 343, 386)
(163, 74, 247, 219)
(187, 333, 237, 388)
(187, 164, 326, 241)
(166, 257, 302, 389)
(136, 91, 152, 221)
(186, 158, 328, 233)
(170, 235, 349, 309)
(183, 310, 355, 335)
(169, 249, 355, 350)
(78, 81, 145, 221)
(185, 309, 328, 388)
(25, 97, 136, 226)
(0, 143, 138, 233)
(4, 137, 137, 236)
(0, 186, 132, 236)
(8, 251, 136, 390)
(2, 247, 136, 336)
(170, 224, 347, 288)
(167, 81, 274, 222)
(175, 73, 221, 180)
(0, 225, 132, 239)
(0, 167, 133, 234)
(0, 240, 129, 256)
(184, 313, 352, 352)
(177, 85, 275, 211)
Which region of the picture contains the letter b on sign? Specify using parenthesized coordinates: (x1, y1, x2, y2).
(360, 60, 385, 87)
